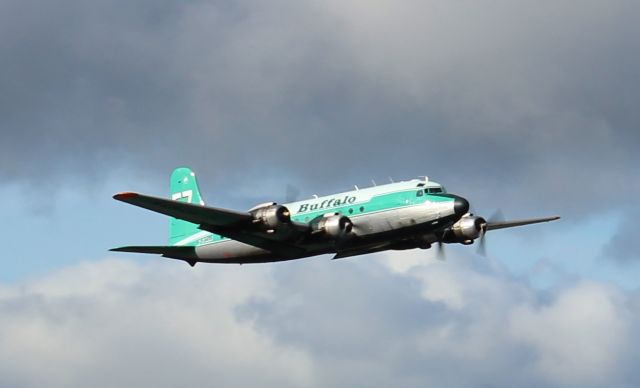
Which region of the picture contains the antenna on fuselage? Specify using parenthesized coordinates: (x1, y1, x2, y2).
(371, 179, 377, 186)
(388, 177, 394, 183)
(354, 185, 359, 191)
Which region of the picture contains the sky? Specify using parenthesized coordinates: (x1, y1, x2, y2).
(0, 0, 639, 387)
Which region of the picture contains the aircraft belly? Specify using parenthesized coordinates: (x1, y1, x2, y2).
(195, 240, 271, 261)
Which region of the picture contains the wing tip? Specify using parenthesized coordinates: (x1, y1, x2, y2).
(113, 192, 139, 201)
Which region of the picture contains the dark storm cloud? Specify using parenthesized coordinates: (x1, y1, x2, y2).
(1, 0, 638, 217)
(0, 1, 200, 178)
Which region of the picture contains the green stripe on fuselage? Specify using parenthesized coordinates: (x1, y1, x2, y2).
(182, 182, 454, 248)
(290, 190, 452, 222)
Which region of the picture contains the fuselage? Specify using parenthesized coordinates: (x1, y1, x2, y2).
(185, 178, 469, 263)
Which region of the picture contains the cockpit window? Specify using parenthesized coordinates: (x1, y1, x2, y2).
(426, 187, 444, 194)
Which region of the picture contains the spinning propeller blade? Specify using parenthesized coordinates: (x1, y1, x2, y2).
(476, 209, 502, 257)
(436, 241, 446, 260)
(285, 184, 301, 203)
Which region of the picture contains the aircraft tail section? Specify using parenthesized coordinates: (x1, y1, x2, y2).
(169, 167, 205, 246)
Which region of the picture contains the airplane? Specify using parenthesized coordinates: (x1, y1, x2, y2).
(111, 167, 560, 266)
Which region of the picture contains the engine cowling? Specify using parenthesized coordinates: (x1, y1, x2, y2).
(311, 214, 353, 239)
(444, 215, 486, 243)
(251, 205, 291, 229)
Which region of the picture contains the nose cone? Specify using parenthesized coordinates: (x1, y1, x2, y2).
(453, 196, 470, 216)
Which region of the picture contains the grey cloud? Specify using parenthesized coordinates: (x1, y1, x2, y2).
(2, 255, 639, 388)
(1, 0, 639, 218)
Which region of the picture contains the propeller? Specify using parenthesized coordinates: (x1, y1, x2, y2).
(436, 241, 446, 260)
(476, 209, 504, 257)
(477, 223, 488, 256)
(284, 184, 301, 203)
(488, 209, 505, 224)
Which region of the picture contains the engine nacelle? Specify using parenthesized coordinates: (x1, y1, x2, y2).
(443, 215, 486, 243)
(311, 214, 353, 239)
(251, 205, 291, 229)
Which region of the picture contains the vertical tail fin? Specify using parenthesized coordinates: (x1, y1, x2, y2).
(169, 167, 205, 246)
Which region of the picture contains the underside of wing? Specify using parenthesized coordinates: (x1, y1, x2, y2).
(199, 225, 308, 258)
(332, 245, 391, 260)
(487, 216, 560, 231)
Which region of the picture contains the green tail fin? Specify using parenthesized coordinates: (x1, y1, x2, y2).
(169, 167, 205, 246)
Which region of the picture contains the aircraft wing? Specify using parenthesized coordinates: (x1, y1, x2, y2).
(113, 192, 309, 257)
(487, 216, 560, 231)
(114, 192, 252, 226)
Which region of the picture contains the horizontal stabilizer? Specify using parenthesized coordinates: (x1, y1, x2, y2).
(110, 245, 197, 259)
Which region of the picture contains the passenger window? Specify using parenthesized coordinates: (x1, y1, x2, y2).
(416, 190, 424, 197)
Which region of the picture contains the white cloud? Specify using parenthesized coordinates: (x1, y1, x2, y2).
(3, 254, 635, 387)
(509, 282, 629, 386)
(0, 259, 314, 388)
